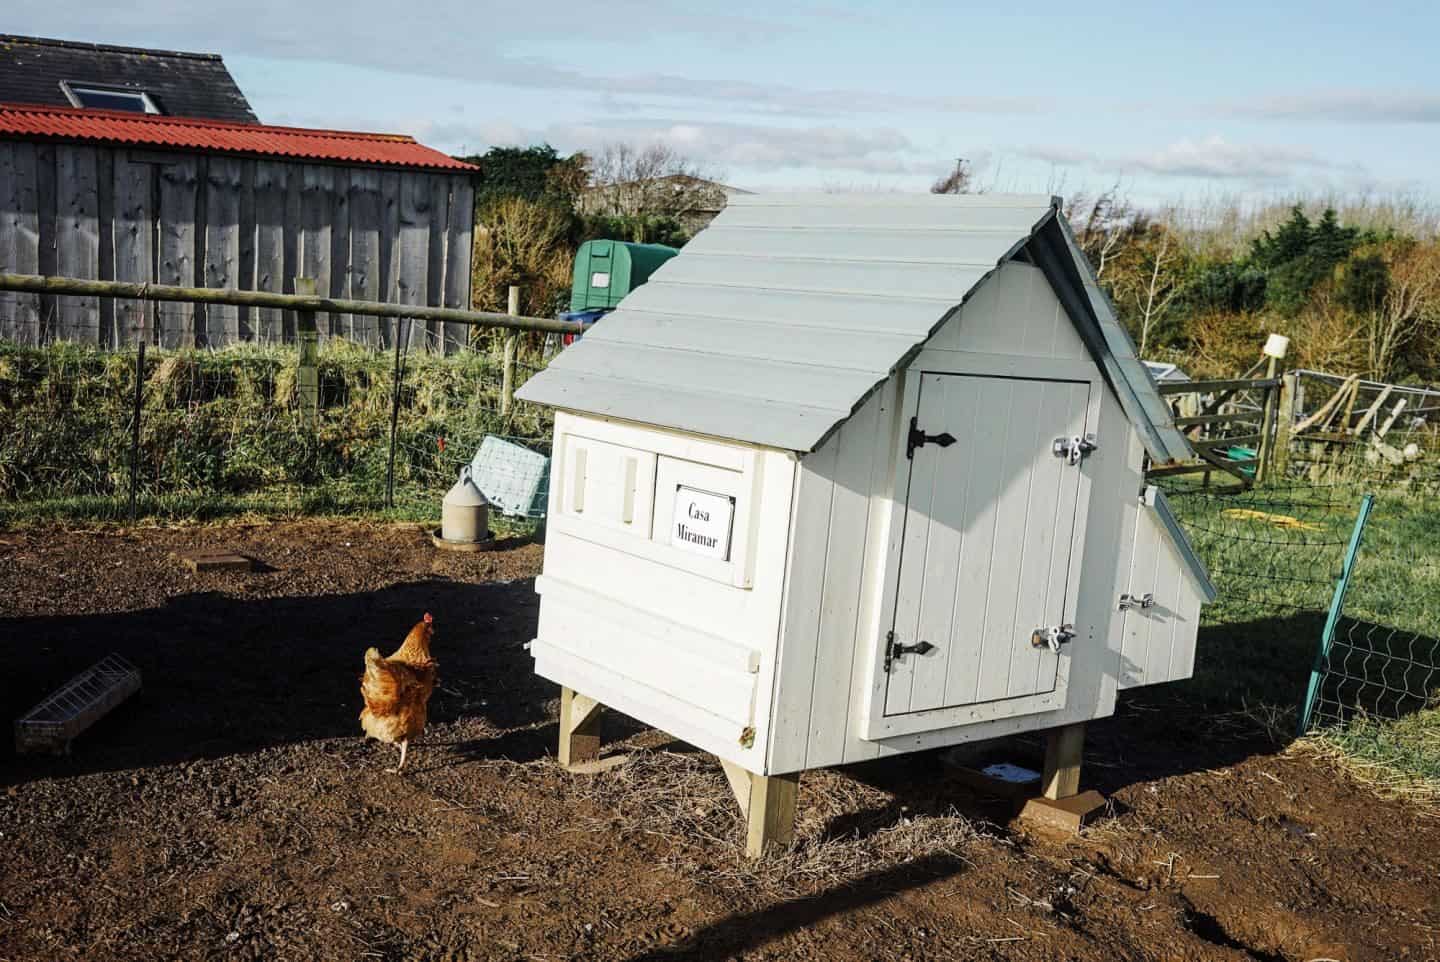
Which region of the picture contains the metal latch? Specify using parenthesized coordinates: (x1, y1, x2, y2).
(1052, 433, 1098, 466)
(884, 631, 936, 672)
(907, 416, 957, 459)
(1030, 624, 1075, 653)
(1118, 592, 1155, 611)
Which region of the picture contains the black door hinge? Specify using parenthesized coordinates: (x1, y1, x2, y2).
(907, 416, 957, 459)
(884, 630, 936, 672)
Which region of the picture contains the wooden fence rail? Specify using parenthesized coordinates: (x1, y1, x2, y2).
(0, 273, 586, 337)
(1146, 373, 1283, 489)
(0, 272, 581, 518)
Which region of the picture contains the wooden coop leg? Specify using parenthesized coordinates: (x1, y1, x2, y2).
(1022, 722, 1106, 833)
(720, 760, 799, 859)
(1042, 722, 1085, 800)
(557, 687, 603, 770)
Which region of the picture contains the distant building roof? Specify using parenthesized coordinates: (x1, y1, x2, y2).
(0, 102, 479, 172)
(0, 34, 258, 124)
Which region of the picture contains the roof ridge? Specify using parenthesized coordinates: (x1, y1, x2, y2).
(0, 102, 422, 143)
(0, 33, 224, 62)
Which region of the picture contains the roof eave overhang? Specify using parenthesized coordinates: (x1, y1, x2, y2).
(1024, 215, 1194, 465)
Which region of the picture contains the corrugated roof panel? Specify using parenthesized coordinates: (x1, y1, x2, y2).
(721, 192, 1053, 231)
(546, 339, 880, 414)
(590, 309, 921, 372)
(0, 102, 477, 171)
(653, 253, 990, 301)
(518, 192, 1182, 464)
(623, 282, 959, 334)
(685, 226, 1033, 264)
(524, 370, 841, 453)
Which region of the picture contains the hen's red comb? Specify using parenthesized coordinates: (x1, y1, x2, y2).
(423, 612, 433, 625)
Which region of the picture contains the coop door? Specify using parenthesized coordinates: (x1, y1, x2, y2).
(883, 372, 1091, 720)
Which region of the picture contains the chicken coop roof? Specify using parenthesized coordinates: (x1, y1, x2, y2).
(0, 102, 478, 172)
(518, 192, 1192, 460)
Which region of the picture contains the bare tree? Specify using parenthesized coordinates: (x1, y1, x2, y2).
(1361, 242, 1440, 379)
(1066, 183, 1134, 279)
(581, 142, 723, 221)
(1134, 228, 1180, 358)
(931, 158, 974, 195)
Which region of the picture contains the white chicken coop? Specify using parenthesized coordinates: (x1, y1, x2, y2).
(517, 193, 1216, 855)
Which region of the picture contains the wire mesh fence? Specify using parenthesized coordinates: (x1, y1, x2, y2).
(1161, 480, 1370, 712)
(1298, 485, 1440, 780)
(1164, 468, 1440, 785)
(0, 311, 558, 527)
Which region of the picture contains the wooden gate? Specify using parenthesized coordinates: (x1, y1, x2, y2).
(1145, 375, 1283, 488)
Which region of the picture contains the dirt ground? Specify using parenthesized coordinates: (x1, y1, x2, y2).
(1, 521, 1437, 962)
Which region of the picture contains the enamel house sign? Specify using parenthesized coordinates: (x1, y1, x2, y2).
(671, 486, 734, 560)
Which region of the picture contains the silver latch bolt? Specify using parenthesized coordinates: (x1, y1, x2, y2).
(1052, 433, 1098, 466)
(1118, 593, 1156, 611)
(1030, 624, 1075, 653)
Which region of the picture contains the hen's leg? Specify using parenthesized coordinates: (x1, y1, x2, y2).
(386, 739, 409, 774)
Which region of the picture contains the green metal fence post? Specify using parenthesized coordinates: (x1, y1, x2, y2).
(1298, 493, 1376, 736)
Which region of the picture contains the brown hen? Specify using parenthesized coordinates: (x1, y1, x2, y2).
(359, 613, 436, 773)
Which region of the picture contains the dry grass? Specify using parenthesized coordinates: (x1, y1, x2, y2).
(553, 747, 985, 897)
(1289, 735, 1440, 813)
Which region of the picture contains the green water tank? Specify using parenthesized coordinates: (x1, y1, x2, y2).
(570, 240, 679, 311)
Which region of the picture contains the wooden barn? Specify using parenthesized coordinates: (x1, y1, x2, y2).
(0, 102, 477, 348)
(517, 193, 1217, 855)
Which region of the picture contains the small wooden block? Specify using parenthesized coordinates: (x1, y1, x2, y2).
(174, 551, 254, 573)
(1019, 789, 1107, 834)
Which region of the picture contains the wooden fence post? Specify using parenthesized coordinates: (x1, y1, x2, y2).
(500, 285, 519, 417)
(1274, 371, 1299, 475)
(294, 277, 319, 426)
(1256, 354, 1280, 483)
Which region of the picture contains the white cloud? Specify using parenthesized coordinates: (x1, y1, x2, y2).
(411, 117, 930, 177)
(8, 1, 1050, 120)
(1214, 90, 1440, 124)
(1017, 135, 1360, 184)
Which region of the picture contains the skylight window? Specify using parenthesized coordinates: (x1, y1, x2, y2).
(60, 82, 162, 114)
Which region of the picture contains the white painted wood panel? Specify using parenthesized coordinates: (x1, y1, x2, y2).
(759, 439, 835, 774)
(926, 261, 1087, 360)
(533, 412, 796, 775)
(1117, 496, 1210, 690)
(880, 374, 1087, 718)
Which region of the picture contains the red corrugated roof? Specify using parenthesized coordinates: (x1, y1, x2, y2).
(0, 102, 477, 172)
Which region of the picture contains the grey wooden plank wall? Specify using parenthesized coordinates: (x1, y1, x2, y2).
(0, 140, 475, 350)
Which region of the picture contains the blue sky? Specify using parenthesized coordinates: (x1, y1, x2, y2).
(10, 0, 1439, 206)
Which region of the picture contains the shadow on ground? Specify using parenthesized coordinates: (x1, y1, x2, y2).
(1, 577, 550, 785)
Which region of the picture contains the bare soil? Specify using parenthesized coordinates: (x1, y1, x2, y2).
(1, 521, 1437, 962)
